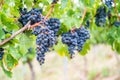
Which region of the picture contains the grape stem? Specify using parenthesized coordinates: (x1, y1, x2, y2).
(0, 0, 4, 10)
(44, 4, 55, 20)
(67, 8, 87, 34)
(80, 7, 87, 28)
(0, 2, 57, 46)
(114, 0, 120, 20)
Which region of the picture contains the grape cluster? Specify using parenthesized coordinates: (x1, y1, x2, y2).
(18, 8, 43, 26)
(33, 18, 60, 65)
(35, 20, 60, 65)
(62, 31, 78, 57)
(113, 21, 120, 27)
(45, 18, 61, 35)
(95, 6, 107, 27)
(32, 18, 60, 36)
(62, 27, 90, 58)
(104, 0, 114, 8)
(36, 27, 56, 65)
(52, 0, 59, 4)
(18, 8, 61, 65)
(34, 22, 60, 65)
(32, 26, 41, 36)
(19, 8, 27, 15)
(0, 48, 4, 60)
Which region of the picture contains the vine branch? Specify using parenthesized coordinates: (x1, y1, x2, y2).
(44, 4, 55, 20)
(27, 60, 35, 80)
(0, 21, 31, 46)
(0, 2, 57, 46)
(0, 0, 4, 10)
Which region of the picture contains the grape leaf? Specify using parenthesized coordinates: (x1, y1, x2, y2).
(61, 0, 68, 9)
(0, 25, 5, 39)
(79, 42, 90, 55)
(4, 54, 18, 71)
(53, 38, 69, 56)
(0, 61, 12, 78)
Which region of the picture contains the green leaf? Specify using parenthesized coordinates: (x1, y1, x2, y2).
(24, 0, 33, 9)
(54, 38, 69, 56)
(82, 0, 98, 7)
(47, 0, 52, 3)
(0, 12, 19, 31)
(58, 23, 69, 35)
(22, 47, 35, 63)
(18, 34, 35, 55)
(61, 0, 68, 9)
(79, 42, 90, 55)
(67, 9, 74, 16)
(8, 47, 22, 60)
(5, 33, 12, 38)
(10, 6, 20, 17)
(0, 25, 5, 39)
(4, 54, 18, 71)
(0, 61, 12, 77)
(113, 40, 120, 54)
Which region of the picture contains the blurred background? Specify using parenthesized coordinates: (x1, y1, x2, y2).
(0, 44, 120, 80)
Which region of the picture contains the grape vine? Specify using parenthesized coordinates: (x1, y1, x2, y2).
(0, 0, 120, 77)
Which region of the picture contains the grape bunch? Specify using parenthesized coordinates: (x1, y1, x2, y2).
(76, 27, 90, 51)
(32, 18, 60, 36)
(32, 26, 41, 36)
(0, 48, 4, 60)
(32, 18, 61, 35)
(62, 31, 78, 58)
(113, 21, 120, 27)
(62, 27, 90, 58)
(95, 6, 107, 27)
(33, 18, 60, 65)
(36, 27, 56, 65)
(18, 8, 61, 65)
(18, 8, 43, 26)
(104, 0, 114, 8)
(45, 18, 61, 35)
(52, 0, 59, 4)
(19, 8, 27, 15)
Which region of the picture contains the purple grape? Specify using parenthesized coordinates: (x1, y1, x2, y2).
(62, 27, 90, 58)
